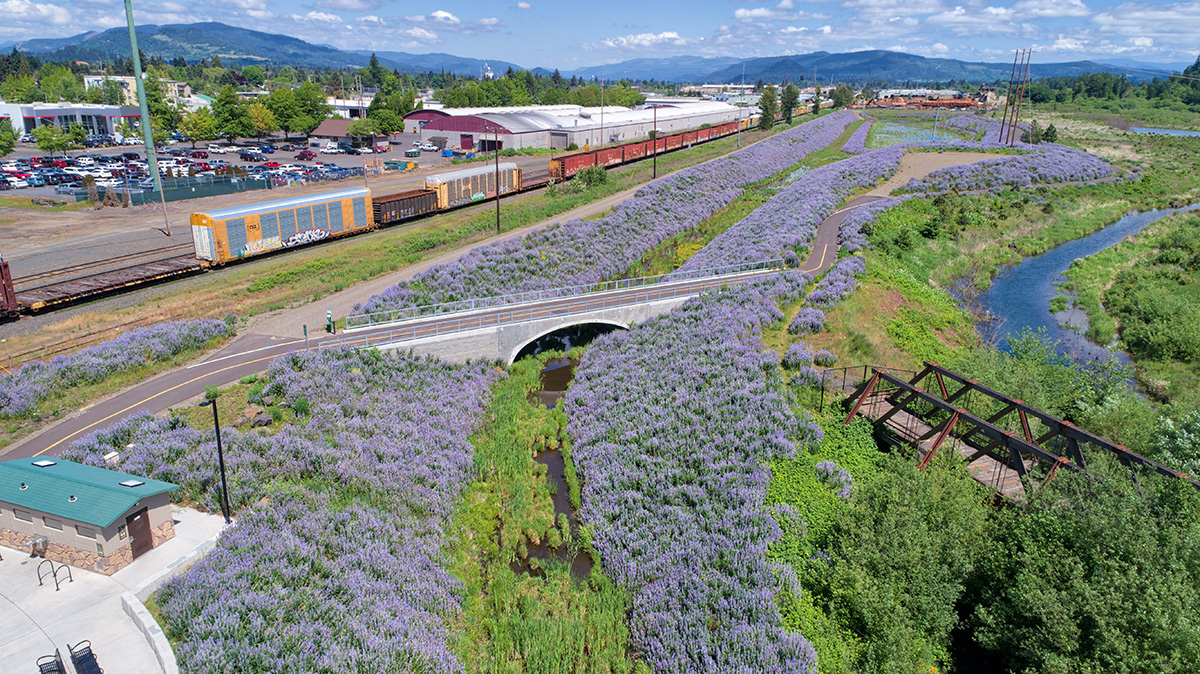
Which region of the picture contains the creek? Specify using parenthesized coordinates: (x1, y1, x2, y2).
(981, 203, 1200, 363)
(1129, 127, 1200, 137)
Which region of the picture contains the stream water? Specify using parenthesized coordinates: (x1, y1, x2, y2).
(1129, 127, 1200, 137)
(982, 203, 1200, 363)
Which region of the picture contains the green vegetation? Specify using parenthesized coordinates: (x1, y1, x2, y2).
(449, 351, 640, 673)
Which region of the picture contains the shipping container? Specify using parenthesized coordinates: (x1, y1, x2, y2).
(191, 187, 373, 263)
(424, 163, 519, 210)
(372, 189, 438, 225)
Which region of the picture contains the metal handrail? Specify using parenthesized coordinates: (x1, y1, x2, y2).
(344, 258, 787, 330)
(323, 273, 746, 352)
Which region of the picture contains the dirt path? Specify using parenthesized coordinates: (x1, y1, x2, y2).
(866, 151, 1000, 198)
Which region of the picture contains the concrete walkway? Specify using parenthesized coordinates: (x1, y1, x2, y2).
(0, 507, 226, 673)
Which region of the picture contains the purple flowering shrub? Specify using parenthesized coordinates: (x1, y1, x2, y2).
(897, 144, 1118, 194)
(565, 272, 821, 673)
(842, 120, 873, 154)
(0, 319, 233, 418)
(675, 147, 904, 271)
(64, 348, 501, 673)
(789, 365, 821, 388)
(788, 307, 825, 336)
(813, 349, 838, 367)
(940, 113, 1005, 144)
(355, 111, 859, 316)
(782, 342, 814, 369)
(814, 460, 853, 499)
(806, 256, 866, 309)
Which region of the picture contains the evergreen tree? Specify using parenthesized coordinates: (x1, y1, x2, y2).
(780, 83, 800, 123)
(758, 85, 777, 130)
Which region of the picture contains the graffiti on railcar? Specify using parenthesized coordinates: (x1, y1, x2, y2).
(285, 228, 330, 247)
(241, 237, 282, 257)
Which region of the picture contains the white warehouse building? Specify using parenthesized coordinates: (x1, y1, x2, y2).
(405, 100, 745, 152)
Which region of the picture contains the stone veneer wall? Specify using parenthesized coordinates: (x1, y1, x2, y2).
(1, 518, 176, 575)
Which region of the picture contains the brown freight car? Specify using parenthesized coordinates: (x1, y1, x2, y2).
(595, 147, 624, 168)
(549, 152, 598, 181)
(372, 189, 438, 225)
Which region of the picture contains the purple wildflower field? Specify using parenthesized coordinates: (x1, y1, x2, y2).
(842, 120, 873, 154)
(676, 147, 904, 272)
(64, 348, 501, 673)
(788, 307, 825, 335)
(782, 342, 814, 369)
(940, 113, 1006, 144)
(898, 143, 1118, 193)
(354, 110, 858, 315)
(565, 272, 824, 673)
(806, 256, 866, 309)
(0, 319, 233, 418)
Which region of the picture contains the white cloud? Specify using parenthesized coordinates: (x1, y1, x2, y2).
(245, 8, 272, 19)
(213, 0, 266, 10)
(1131, 36, 1153, 47)
(1011, 0, 1091, 18)
(600, 30, 691, 49)
(357, 14, 383, 23)
(1, 0, 72, 25)
(781, 25, 808, 33)
(474, 17, 501, 27)
(314, 0, 380, 10)
(430, 9, 461, 24)
(1094, 2, 1200, 38)
(517, 1, 532, 8)
(406, 26, 438, 40)
(820, 24, 832, 33)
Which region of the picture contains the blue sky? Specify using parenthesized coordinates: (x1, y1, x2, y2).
(4, 0, 1198, 69)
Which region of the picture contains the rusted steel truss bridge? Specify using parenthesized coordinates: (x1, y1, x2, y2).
(828, 361, 1199, 500)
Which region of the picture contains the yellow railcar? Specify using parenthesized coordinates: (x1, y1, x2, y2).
(424, 163, 520, 210)
(191, 188, 373, 263)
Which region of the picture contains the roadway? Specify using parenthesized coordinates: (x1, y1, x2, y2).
(0, 165, 876, 461)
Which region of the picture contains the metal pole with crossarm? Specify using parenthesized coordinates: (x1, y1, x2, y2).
(122, 0, 170, 236)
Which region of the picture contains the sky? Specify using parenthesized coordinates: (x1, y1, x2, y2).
(2, 0, 1198, 70)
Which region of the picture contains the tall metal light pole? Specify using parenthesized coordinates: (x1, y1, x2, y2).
(737, 63, 746, 147)
(198, 399, 232, 524)
(489, 126, 501, 235)
(122, 0, 170, 236)
(652, 105, 657, 179)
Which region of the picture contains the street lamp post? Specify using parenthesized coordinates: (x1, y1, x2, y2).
(652, 105, 657, 179)
(198, 399, 232, 524)
(486, 126, 502, 235)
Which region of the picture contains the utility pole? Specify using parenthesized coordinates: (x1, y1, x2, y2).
(123, 0, 170, 236)
(491, 126, 501, 235)
(600, 75, 605, 149)
(1000, 49, 1019, 143)
(652, 104, 657, 179)
(1010, 50, 1032, 147)
(737, 63, 745, 147)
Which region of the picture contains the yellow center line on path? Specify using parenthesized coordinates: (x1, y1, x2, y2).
(34, 352, 284, 457)
(801, 245, 830, 274)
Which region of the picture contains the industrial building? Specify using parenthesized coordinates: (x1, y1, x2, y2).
(0, 101, 141, 136)
(404, 100, 744, 151)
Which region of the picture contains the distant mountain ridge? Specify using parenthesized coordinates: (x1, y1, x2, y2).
(701, 50, 1173, 84)
(1, 23, 1185, 84)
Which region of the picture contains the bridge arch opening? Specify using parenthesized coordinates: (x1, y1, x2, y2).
(509, 321, 627, 364)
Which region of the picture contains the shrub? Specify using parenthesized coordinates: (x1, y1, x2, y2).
(813, 349, 838, 367)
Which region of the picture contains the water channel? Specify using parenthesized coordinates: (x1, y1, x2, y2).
(1129, 127, 1200, 137)
(982, 203, 1200, 363)
(513, 324, 620, 579)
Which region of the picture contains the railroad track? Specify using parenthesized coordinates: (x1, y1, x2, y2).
(12, 243, 196, 292)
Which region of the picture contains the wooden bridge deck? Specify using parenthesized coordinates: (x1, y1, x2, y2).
(857, 394, 1028, 499)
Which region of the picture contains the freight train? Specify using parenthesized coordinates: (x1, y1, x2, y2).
(190, 119, 752, 265)
(3, 117, 757, 314)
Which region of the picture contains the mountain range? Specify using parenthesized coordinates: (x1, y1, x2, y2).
(0, 22, 1183, 83)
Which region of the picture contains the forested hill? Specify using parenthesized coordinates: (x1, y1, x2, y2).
(703, 50, 1169, 84)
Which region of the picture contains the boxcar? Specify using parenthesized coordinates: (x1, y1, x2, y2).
(424, 163, 519, 210)
(549, 152, 597, 181)
(372, 189, 438, 225)
(595, 147, 624, 168)
(191, 187, 373, 263)
(624, 140, 648, 162)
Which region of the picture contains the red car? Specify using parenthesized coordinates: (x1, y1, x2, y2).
(295, 150, 316, 160)
(262, 161, 281, 168)
(189, 150, 209, 159)
(194, 162, 212, 171)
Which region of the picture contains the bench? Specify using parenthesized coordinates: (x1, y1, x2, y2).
(36, 650, 66, 674)
(69, 641, 103, 674)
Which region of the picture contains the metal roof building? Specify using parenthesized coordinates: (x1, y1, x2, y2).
(406, 101, 743, 151)
(0, 458, 179, 575)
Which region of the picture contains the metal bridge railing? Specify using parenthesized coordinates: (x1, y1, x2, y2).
(322, 274, 738, 352)
(344, 259, 787, 331)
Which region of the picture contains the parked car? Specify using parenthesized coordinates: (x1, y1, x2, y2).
(189, 150, 209, 159)
(239, 152, 265, 162)
(319, 145, 344, 154)
(295, 150, 316, 160)
(262, 161, 281, 168)
(420, 143, 438, 152)
(256, 145, 275, 154)
(19, 133, 36, 143)
(208, 144, 232, 154)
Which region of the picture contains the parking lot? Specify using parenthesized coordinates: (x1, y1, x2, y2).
(2, 131, 462, 200)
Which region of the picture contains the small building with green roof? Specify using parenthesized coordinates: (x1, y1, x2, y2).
(0, 458, 179, 574)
